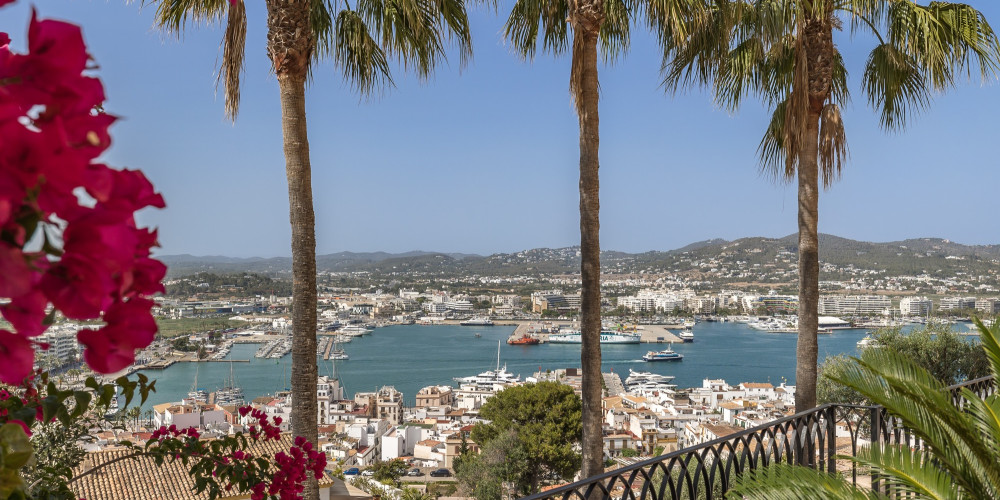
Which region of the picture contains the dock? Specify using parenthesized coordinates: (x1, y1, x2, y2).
(635, 325, 682, 344)
(603, 372, 625, 396)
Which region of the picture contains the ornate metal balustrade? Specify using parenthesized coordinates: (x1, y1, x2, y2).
(520, 375, 996, 500)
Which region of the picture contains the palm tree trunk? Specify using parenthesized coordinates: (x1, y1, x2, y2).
(570, 0, 604, 478)
(794, 14, 834, 413)
(795, 111, 819, 412)
(268, 1, 318, 498)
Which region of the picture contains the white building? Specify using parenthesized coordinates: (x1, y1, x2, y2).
(900, 297, 933, 316)
(818, 295, 892, 316)
(939, 297, 977, 311)
(976, 298, 1000, 315)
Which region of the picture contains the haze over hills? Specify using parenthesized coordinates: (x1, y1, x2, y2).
(158, 235, 1000, 279)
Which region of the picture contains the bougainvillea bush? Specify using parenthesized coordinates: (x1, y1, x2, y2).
(0, 2, 165, 384)
(0, 4, 327, 498)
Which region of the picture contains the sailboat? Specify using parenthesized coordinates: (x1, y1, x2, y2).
(213, 361, 245, 406)
(329, 336, 349, 360)
(187, 365, 209, 402)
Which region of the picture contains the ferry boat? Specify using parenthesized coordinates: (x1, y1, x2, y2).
(547, 329, 641, 344)
(507, 334, 540, 345)
(643, 348, 683, 362)
(461, 317, 495, 326)
(678, 330, 694, 342)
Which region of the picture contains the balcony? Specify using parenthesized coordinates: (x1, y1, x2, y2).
(522, 375, 997, 500)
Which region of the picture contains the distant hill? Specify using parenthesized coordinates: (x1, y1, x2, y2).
(158, 235, 1000, 278)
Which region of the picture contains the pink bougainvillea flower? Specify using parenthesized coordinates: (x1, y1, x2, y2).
(78, 298, 157, 373)
(78, 328, 133, 374)
(127, 257, 167, 297)
(40, 254, 114, 319)
(1, 289, 48, 337)
(104, 168, 165, 213)
(0, 242, 33, 298)
(0, 329, 34, 384)
(0, 32, 9, 47)
(27, 12, 88, 80)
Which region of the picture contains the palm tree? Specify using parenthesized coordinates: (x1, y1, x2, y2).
(731, 317, 1000, 499)
(141, 0, 472, 496)
(502, 0, 702, 476)
(663, 0, 1000, 411)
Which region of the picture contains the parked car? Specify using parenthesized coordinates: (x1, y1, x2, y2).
(344, 468, 359, 476)
(406, 468, 423, 477)
(361, 469, 375, 477)
(429, 468, 451, 477)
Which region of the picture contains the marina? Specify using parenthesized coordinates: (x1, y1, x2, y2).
(132, 321, 950, 407)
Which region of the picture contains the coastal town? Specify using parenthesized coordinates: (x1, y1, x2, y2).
(23, 250, 999, 497)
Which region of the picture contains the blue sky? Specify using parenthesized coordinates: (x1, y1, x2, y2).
(5, 1, 1000, 257)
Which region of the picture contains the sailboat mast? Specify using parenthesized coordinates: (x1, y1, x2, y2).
(496, 339, 501, 371)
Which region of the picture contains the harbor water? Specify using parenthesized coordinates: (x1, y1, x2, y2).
(139, 322, 968, 407)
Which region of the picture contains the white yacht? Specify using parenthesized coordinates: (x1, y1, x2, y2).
(453, 341, 521, 391)
(338, 324, 372, 336)
(857, 335, 881, 349)
(678, 330, 694, 342)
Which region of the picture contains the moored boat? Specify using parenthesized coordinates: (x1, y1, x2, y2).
(461, 317, 495, 326)
(548, 329, 641, 344)
(507, 334, 540, 345)
(678, 330, 694, 342)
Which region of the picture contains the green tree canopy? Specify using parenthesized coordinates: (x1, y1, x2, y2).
(468, 381, 582, 493)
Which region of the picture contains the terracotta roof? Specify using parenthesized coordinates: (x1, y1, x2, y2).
(71, 434, 333, 500)
(741, 383, 774, 389)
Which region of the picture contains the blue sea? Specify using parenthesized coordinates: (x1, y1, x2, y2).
(138, 321, 974, 407)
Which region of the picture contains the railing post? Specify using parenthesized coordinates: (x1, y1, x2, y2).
(869, 405, 882, 494)
(826, 406, 836, 474)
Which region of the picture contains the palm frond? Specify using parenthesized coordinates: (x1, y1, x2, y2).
(728, 462, 878, 500)
(503, 0, 570, 60)
(660, 0, 738, 94)
(428, 0, 474, 67)
(757, 98, 787, 175)
(714, 36, 766, 112)
(830, 48, 850, 106)
(818, 103, 847, 188)
(144, 0, 230, 34)
(832, 349, 1000, 496)
(961, 391, 1000, 459)
(215, 0, 247, 121)
(849, 444, 960, 499)
(312, 0, 336, 61)
(334, 9, 394, 95)
(973, 317, 1000, 382)
(885, 1, 1000, 91)
(861, 42, 930, 131)
(599, 0, 631, 63)
(781, 26, 808, 180)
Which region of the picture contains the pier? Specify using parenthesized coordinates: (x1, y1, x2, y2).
(603, 372, 625, 396)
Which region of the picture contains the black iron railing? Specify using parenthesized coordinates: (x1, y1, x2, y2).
(521, 375, 996, 500)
